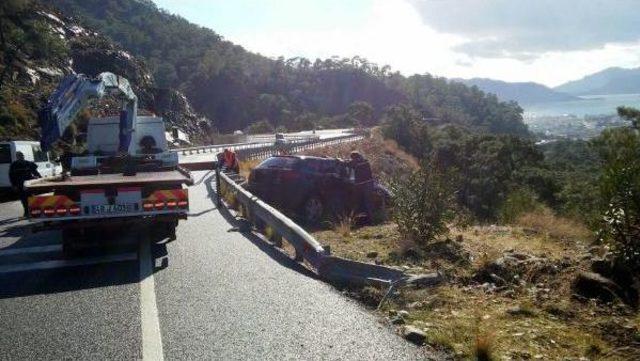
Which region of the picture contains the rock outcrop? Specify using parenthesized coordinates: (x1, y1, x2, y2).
(1, 5, 211, 143)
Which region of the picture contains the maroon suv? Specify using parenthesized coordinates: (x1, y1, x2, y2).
(246, 155, 390, 224)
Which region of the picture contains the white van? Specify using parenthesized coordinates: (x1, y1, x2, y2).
(0, 141, 62, 191)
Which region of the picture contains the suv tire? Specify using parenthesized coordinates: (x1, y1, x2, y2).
(302, 196, 324, 224)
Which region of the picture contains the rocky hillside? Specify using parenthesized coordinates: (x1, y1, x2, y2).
(0, 0, 212, 144)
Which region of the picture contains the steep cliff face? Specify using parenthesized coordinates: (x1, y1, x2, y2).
(0, 2, 211, 143)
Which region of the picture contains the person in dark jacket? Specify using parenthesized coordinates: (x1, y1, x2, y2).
(348, 151, 374, 222)
(9, 151, 41, 217)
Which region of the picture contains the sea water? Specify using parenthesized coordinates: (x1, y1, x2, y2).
(523, 93, 640, 118)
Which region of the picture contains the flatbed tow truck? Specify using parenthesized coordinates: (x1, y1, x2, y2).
(25, 72, 194, 255)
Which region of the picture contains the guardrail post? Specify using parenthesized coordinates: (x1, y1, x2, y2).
(215, 166, 221, 207)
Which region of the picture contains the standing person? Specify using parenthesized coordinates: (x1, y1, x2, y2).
(9, 151, 41, 217)
(348, 151, 375, 223)
(223, 148, 240, 173)
(216, 150, 225, 170)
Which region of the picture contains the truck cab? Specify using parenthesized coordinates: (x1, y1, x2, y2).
(0, 141, 61, 191)
(70, 116, 178, 173)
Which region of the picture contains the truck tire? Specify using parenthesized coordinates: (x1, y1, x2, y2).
(152, 220, 177, 242)
(61, 229, 82, 258)
(166, 221, 177, 241)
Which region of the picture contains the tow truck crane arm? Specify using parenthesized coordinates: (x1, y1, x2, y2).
(39, 72, 138, 152)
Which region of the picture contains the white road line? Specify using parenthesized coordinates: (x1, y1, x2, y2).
(0, 252, 137, 274)
(0, 244, 62, 257)
(139, 238, 164, 361)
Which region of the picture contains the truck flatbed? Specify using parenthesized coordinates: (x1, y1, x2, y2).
(25, 169, 193, 191)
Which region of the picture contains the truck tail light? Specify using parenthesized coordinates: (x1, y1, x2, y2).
(28, 195, 76, 218)
(155, 201, 165, 210)
(143, 202, 154, 211)
(166, 200, 177, 209)
(177, 200, 188, 208)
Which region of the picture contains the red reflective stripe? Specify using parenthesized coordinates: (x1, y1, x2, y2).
(28, 197, 47, 208)
(172, 189, 186, 200)
(154, 191, 167, 201)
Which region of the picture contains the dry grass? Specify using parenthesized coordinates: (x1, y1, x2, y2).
(314, 223, 401, 264)
(457, 224, 585, 265)
(515, 207, 592, 242)
(333, 212, 356, 237)
(390, 285, 619, 360)
(239, 159, 261, 179)
(312, 212, 638, 360)
(474, 329, 495, 361)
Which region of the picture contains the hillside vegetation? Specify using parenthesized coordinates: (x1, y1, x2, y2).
(1, 0, 530, 143)
(46, 0, 529, 137)
(303, 115, 639, 359)
(0, 0, 213, 143)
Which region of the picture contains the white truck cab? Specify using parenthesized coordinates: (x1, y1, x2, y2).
(0, 140, 61, 190)
(70, 116, 178, 172)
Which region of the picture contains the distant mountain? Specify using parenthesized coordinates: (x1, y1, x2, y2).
(554, 67, 640, 95)
(454, 78, 578, 104)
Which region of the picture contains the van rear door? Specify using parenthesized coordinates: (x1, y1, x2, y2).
(30, 144, 57, 178)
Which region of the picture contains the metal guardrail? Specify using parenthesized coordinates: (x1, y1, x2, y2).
(234, 134, 363, 161)
(177, 140, 277, 156)
(215, 161, 408, 287)
(176, 134, 359, 157)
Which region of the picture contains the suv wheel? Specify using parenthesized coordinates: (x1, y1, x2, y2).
(303, 196, 324, 224)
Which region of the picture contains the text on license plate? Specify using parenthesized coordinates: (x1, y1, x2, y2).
(91, 204, 136, 215)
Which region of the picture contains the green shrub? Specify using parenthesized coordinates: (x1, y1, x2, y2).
(389, 163, 456, 246)
(245, 120, 274, 134)
(498, 188, 542, 224)
(595, 108, 640, 270)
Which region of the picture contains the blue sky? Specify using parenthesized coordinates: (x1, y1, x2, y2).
(153, 0, 640, 86)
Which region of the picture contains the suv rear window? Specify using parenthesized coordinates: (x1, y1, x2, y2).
(256, 157, 300, 170)
(0, 144, 11, 164)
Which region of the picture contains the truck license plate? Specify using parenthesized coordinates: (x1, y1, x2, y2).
(90, 204, 136, 215)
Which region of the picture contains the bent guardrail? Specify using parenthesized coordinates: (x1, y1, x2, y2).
(215, 168, 409, 287)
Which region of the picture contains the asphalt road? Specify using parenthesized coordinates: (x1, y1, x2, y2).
(0, 170, 433, 360)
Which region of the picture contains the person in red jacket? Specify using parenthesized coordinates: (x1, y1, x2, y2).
(222, 148, 240, 173)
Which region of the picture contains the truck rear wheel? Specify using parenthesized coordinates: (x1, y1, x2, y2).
(166, 221, 177, 241)
(61, 229, 83, 258)
(151, 220, 177, 242)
